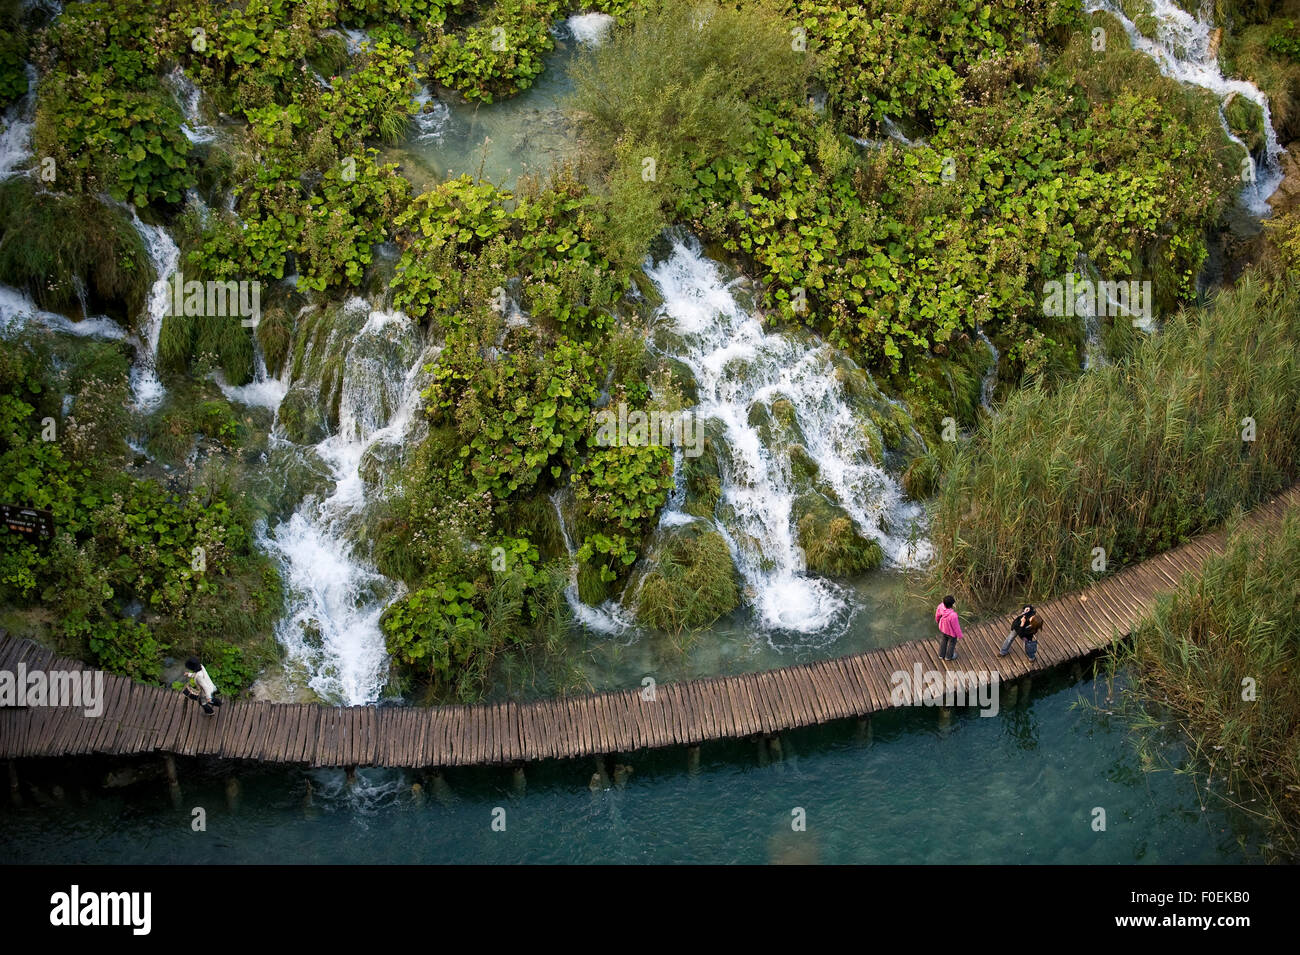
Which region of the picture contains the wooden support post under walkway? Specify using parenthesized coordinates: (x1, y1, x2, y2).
(1, 485, 1297, 771)
(163, 754, 181, 810)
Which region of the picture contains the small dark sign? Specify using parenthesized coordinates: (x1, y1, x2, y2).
(1, 504, 54, 540)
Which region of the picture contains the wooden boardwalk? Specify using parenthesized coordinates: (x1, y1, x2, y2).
(2, 487, 1297, 769)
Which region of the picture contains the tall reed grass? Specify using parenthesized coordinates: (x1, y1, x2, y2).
(1116, 507, 1300, 858)
(930, 274, 1300, 609)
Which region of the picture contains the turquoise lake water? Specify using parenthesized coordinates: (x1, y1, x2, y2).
(0, 668, 1265, 864)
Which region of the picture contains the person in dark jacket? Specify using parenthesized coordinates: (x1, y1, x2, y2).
(998, 606, 1043, 660)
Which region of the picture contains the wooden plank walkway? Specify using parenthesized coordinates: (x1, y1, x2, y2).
(2, 486, 1296, 768)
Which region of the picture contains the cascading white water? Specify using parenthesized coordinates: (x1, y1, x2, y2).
(551, 492, 638, 634)
(167, 67, 216, 145)
(412, 85, 451, 143)
(342, 27, 369, 55)
(259, 302, 431, 704)
(1071, 255, 1158, 369)
(566, 12, 615, 46)
(1087, 0, 1284, 212)
(0, 65, 37, 181)
(0, 284, 126, 340)
(130, 214, 179, 412)
(644, 237, 930, 636)
(658, 445, 693, 528)
(217, 347, 289, 411)
(1072, 266, 1108, 370)
(2, 207, 178, 410)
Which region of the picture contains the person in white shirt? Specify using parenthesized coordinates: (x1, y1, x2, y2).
(183, 657, 222, 716)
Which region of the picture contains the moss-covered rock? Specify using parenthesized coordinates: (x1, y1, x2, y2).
(831, 352, 933, 459)
(1225, 92, 1267, 154)
(788, 444, 819, 484)
(576, 562, 608, 605)
(499, 492, 567, 565)
(660, 356, 698, 405)
(276, 385, 332, 445)
(0, 26, 27, 111)
(888, 338, 990, 448)
(0, 180, 150, 324)
(682, 420, 726, 517)
(250, 443, 333, 524)
(794, 492, 883, 576)
(256, 305, 294, 379)
(633, 523, 740, 632)
(277, 301, 370, 443)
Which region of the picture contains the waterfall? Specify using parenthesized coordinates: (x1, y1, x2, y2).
(342, 28, 369, 55)
(1073, 264, 1107, 370)
(1087, 0, 1284, 213)
(644, 237, 930, 636)
(658, 445, 693, 528)
(0, 204, 176, 410)
(258, 301, 432, 704)
(1070, 256, 1154, 370)
(566, 13, 615, 46)
(130, 213, 179, 412)
(0, 284, 126, 340)
(217, 346, 289, 411)
(167, 67, 216, 145)
(551, 492, 638, 634)
(0, 65, 37, 181)
(851, 116, 924, 150)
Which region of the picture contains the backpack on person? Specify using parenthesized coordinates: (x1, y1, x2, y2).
(1021, 611, 1043, 660)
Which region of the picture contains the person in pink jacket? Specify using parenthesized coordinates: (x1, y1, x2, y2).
(935, 594, 964, 661)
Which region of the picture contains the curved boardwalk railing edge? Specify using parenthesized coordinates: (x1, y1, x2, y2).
(2, 486, 1296, 768)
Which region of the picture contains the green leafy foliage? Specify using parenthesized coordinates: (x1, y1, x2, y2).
(178, 0, 334, 115)
(297, 154, 411, 291)
(318, 34, 420, 146)
(88, 619, 164, 682)
(382, 578, 484, 671)
(1266, 18, 1300, 61)
(429, 0, 562, 103)
(791, 0, 1081, 133)
(0, 339, 281, 693)
(568, 437, 675, 597)
(393, 173, 622, 332)
(380, 534, 566, 701)
(677, 21, 1236, 378)
(571, 443, 674, 535)
(340, 0, 463, 26)
(427, 330, 600, 499)
(35, 71, 195, 207)
(27, 1, 197, 207)
(0, 26, 27, 109)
